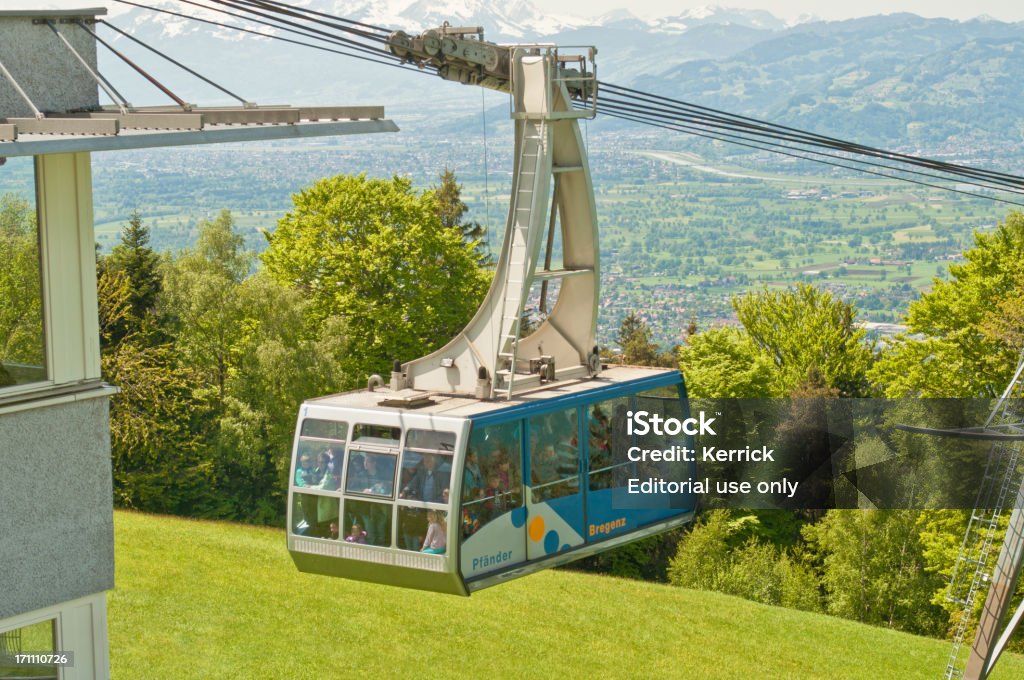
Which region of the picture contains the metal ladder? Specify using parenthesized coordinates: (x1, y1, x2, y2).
(494, 119, 546, 399)
(944, 358, 1024, 678)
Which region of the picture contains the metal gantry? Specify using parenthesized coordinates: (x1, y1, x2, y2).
(943, 353, 1024, 679)
(388, 31, 602, 399)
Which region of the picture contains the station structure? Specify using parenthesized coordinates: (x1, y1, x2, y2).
(0, 8, 395, 678)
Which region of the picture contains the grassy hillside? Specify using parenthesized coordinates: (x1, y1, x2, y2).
(109, 511, 1024, 679)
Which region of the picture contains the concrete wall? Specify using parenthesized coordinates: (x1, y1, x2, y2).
(0, 11, 102, 118)
(0, 395, 114, 619)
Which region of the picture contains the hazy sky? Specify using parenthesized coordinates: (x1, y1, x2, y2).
(557, 0, 1024, 22)
(18, 0, 1024, 23)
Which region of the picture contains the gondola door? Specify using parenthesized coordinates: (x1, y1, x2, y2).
(525, 405, 586, 560)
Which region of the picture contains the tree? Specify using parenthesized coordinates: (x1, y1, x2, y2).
(733, 283, 874, 397)
(668, 510, 821, 611)
(980, 265, 1024, 350)
(871, 211, 1024, 397)
(617, 312, 666, 367)
(110, 209, 350, 523)
(100, 210, 162, 344)
(160, 209, 253, 402)
(216, 272, 352, 522)
(432, 167, 486, 249)
(261, 174, 490, 385)
(801, 509, 947, 635)
(98, 266, 218, 514)
(678, 285, 873, 398)
(678, 326, 777, 398)
(668, 509, 732, 591)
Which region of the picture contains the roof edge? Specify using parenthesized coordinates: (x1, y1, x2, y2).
(0, 8, 108, 18)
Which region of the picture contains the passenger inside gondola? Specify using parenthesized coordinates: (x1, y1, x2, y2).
(480, 472, 510, 525)
(346, 454, 366, 491)
(363, 454, 391, 495)
(400, 453, 449, 502)
(344, 500, 390, 546)
(317, 495, 338, 537)
(345, 522, 367, 544)
(532, 444, 559, 486)
(463, 452, 483, 500)
(399, 507, 427, 550)
(421, 510, 447, 554)
(294, 454, 316, 487)
(315, 450, 341, 491)
(588, 406, 611, 479)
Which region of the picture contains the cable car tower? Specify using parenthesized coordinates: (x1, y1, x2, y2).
(947, 351, 1024, 680)
(388, 27, 602, 399)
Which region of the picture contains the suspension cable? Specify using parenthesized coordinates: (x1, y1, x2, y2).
(118, 0, 1024, 206)
(174, 0, 392, 61)
(229, 0, 390, 41)
(200, 0, 389, 52)
(99, 19, 251, 106)
(601, 81, 1024, 188)
(76, 20, 189, 108)
(595, 95, 1024, 197)
(582, 103, 1024, 208)
(111, 0, 427, 75)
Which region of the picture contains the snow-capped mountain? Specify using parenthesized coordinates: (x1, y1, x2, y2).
(396, 0, 582, 38)
(651, 5, 788, 33)
(311, 0, 585, 38)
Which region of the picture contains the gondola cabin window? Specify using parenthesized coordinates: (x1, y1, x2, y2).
(461, 420, 523, 539)
(635, 386, 691, 484)
(396, 429, 456, 552)
(528, 406, 580, 503)
(587, 396, 630, 491)
(291, 418, 347, 538)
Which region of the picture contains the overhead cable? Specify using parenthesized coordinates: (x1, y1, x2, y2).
(99, 19, 251, 106)
(582, 102, 1024, 208)
(111, 0, 426, 74)
(595, 95, 1024, 197)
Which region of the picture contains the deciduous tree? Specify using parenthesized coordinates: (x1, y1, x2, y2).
(160, 209, 253, 402)
(261, 174, 490, 384)
(733, 283, 874, 397)
(801, 509, 947, 635)
(678, 326, 777, 398)
(871, 211, 1024, 397)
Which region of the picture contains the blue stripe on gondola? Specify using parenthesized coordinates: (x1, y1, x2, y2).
(469, 370, 686, 426)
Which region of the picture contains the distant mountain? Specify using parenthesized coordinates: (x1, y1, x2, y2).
(376, 0, 583, 38)
(100, 3, 1024, 153)
(651, 6, 787, 33)
(641, 13, 1024, 149)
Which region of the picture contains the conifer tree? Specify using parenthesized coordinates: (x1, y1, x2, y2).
(433, 167, 487, 259)
(101, 210, 162, 345)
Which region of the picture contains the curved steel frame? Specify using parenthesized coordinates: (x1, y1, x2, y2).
(402, 48, 600, 398)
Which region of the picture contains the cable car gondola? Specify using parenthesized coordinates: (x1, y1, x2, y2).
(287, 367, 695, 594)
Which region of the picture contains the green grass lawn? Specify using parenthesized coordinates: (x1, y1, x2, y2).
(109, 511, 1024, 679)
